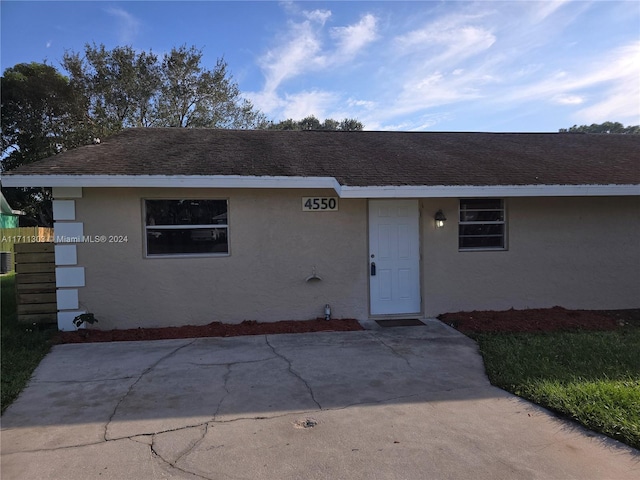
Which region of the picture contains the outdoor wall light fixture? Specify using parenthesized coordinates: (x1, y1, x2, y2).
(435, 209, 447, 228)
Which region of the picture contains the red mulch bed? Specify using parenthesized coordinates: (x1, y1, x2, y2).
(438, 306, 640, 334)
(52, 308, 640, 343)
(53, 318, 364, 344)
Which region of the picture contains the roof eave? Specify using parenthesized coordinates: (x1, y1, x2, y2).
(339, 184, 640, 197)
(1, 174, 638, 197)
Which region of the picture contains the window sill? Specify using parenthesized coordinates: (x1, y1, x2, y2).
(145, 253, 230, 259)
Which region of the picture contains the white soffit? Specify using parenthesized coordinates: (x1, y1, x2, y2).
(1, 174, 639, 197)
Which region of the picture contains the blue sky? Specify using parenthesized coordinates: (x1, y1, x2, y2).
(1, 1, 639, 132)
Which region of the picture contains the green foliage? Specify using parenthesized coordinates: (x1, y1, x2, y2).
(1, 273, 56, 413)
(62, 43, 266, 131)
(73, 312, 98, 328)
(559, 122, 639, 134)
(267, 115, 364, 131)
(473, 329, 640, 449)
(1, 62, 87, 168)
(63, 44, 161, 136)
(0, 62, 91, 225)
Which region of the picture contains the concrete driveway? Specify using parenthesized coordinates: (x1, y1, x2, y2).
(1, 320, 638, 480)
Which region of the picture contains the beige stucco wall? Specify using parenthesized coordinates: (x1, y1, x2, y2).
(74, 189, 639, 328)
(75, 188, 368, 329)
(421, 196, 640, 316)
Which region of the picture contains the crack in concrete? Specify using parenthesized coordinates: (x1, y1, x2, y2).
(3, 392, 427, 456)
(104, 339, 197, 441)
(187, 356, 277, 367)
(172, 424, 209, 467)
(149, 425, 252, 480)
(149, 436, 215, 480)
(367, 332, 413, 369)
(0, 440, 108, 455)
(212, 364, 232, 420)
(264, 335, 322, 410)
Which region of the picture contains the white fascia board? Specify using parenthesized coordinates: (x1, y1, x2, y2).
(339, 184, 640, 198)
(2, 174, 638, 197)
(1, 174, 341, 191)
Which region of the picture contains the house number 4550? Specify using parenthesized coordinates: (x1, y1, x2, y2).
(302, 197, 339, 211)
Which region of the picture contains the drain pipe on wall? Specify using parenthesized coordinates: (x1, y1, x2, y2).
(324, 304, 331, 321)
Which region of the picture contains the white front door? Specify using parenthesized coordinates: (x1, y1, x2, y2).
(369, 200, 421, 315)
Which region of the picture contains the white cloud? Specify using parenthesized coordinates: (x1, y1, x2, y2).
(256, 9, 379, 119)
(394, 12, 496, 66)
(528, 0, 571, 24)
(500, 42, 640, 115)
(105, 7, 140, 44)
(304, 9, 331, 25)
(260, 20, 323, 94)
(348, 98, 376, 109)
(552, 94, 584, 105)
(331, 13, 377, 59)
(252, 1, 639, 131)
(281, 90, 338, 120)
(380, 10, 498, 123)
(573, 43, 640, 124)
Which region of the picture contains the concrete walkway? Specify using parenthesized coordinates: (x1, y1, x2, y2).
(1, 320, 638, 479)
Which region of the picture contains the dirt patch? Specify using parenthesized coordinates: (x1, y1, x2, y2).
(439, 306, 640, 334)
(53, 318, 364, 344)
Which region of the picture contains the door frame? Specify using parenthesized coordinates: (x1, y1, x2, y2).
(367, 199, 422, 316)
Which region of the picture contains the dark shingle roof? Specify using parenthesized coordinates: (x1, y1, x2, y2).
(4, 128, 639, 186)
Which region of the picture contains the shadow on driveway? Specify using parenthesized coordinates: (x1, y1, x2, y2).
(2, 320, 638, 480)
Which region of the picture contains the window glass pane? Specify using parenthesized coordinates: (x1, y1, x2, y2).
(147, 228, 228, 255)
(146, 200, 227, 226)
(459, 224, 504, 237)
(459, 235, 505, 249)
(460, 199, 503, 210)
(459, 198, 505, 250)
(460, 210, 504, 222)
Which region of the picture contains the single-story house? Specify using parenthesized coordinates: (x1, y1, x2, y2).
(1, 128, 639, 331)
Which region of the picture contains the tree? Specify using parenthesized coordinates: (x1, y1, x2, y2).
(63, 44, 160, 137)
(267, 115, 364, 131)
(338, 118, 364, 131)
(1, 63, 86, 169)
(62, 44, 266, 132)
(1, 63, 90, 225)
(559, 122, 639, 134)
(154, 46, 265, 128)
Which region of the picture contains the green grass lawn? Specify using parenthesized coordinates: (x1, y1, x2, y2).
(1, 273, 56, 414)
(472, 328, 640, 449)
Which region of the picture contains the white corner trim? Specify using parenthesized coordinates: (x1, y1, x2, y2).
(54, 222, 84, 241)
(56, 267, 85, 288)
(57, 289, 79, 310)
(57, 310, 86, 332)
(55, 245, 77, 265)
(52, 200, 76, 220)
(52, 187, 83, 198)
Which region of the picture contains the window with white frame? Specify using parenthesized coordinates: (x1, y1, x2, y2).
(144, 199, 229, 256)
(459, 199, 506, 250)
